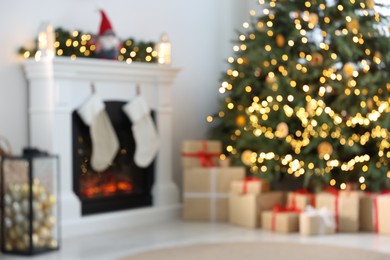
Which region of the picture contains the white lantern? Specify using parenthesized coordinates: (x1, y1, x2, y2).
(35, 22, 55, 61)
(156, 33, 171, 64)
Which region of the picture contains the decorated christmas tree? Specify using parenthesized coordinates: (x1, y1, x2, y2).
(209, 0, 390, 192)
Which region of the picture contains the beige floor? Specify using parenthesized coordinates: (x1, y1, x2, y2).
(123, 241, 390, 260)
(1, 220, 390, 260)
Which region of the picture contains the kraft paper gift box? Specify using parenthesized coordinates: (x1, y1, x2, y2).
(262, 207, 299, 233)
(376, 194, 390, 234)
(182, 167, 245, 221)
(360, 193, 377, 232)
(228, 178, 270, 228)
(286, 190, 315, 211)
(315, 190, 360, 232)
(182, 140, 221, 169)
(230, 178, 270, 195)
(299, 206, 336, 236)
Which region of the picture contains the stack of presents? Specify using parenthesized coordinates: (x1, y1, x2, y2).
(182, 140, 390, 235)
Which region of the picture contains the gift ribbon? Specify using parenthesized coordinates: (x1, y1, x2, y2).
(182, 141, 220, 167)
(373, 190, 390, 233)
(271, 204, 300, 231)
(290, 189, 315, 211)
(302, 206, 334, 235)
(242, 176, 260, 194)
(325, 187, 339, 232)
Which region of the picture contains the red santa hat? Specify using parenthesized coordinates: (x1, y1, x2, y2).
(99, 10, 115, 36)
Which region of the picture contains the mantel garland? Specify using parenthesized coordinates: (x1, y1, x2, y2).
(18, 27, 158, 63)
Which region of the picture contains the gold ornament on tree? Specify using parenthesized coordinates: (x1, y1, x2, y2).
(310, 52, 323, 66)
(317, 142, 333, 158)
(366, 0, 375, 9)
(275, 122, 289, 138)
(343, 63, 356, 77)
(309, 13, 319, 26)
(367, 99, 374, 110)
(347, 19, 359, 31)
(276, 34, 285, 47)
(235, 115, 247, 127)
(241, 150, 254, 166)
(266, 75, 275, 84)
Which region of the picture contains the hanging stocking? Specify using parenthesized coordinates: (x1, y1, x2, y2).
(77, 94, 119, 172)
(122, 95, 159, 168)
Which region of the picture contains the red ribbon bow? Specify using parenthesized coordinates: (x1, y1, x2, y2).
(290, 189, 315, 211)
(182, 141, 220, 167)
(373, 190, 390, 233)
(271, 204, 300, 231)
(242, 176, 260, 194)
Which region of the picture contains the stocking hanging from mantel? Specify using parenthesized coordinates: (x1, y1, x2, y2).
(77, 93, 119, 172)
(122, 95, 159, 168)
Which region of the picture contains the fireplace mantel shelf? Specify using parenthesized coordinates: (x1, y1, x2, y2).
(24, 57, 180, 84)
(23, 57, 181, 238)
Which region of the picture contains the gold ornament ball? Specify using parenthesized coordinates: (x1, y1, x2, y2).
(5, 241, 13, 251)
(276, 122, 289, 138)
(347, 19, 359, 31)
(374, 51, 382, 59)
(45, 215, 57, 228)
(49, 239, 58, 248)
(266, 75, 275, 84)
(22, 184, 30, 199)
(235, 115, 247, 127)
(309, 13, 319, 26)
(241, 150, 253, 166)
(311, 53, 323, 66)
(318, 142, 333, 157)
(343, 63, 356, 77)
(276, 34, 285, 47)
(366, 0, 375, 9)
(367, 99, 374, 110)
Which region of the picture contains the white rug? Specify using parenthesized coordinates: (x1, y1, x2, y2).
(122, 241, 390, 260)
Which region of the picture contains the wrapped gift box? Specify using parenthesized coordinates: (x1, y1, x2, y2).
(228, 178, 270, 228)
(182, 140, 221, 169)
(315, 190, 360, 232)
(230, 178, 270, 195)
(182, 167, 245, 221)
(262, 208, 299, 233)
(286, 190, 315, 211)
(360, 193, 376, 232)
(376, 195, 390, 234)
(299, 206, 335, 236)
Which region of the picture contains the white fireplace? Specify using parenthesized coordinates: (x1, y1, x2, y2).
(23, 57, 180, 238)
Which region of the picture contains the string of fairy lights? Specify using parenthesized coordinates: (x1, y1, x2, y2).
(208, 0, 390, 190)
(18, 27, 159, 63)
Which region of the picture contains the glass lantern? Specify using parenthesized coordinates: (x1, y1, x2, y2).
(1, 148, 60, 255)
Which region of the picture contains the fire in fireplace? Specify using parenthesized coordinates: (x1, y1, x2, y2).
(72, 101, 154, 215)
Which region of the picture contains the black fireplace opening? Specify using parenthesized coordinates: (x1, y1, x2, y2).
(72, 101, 154, 215)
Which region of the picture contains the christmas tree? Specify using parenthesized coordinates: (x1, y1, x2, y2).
(209, 0, 390, 192)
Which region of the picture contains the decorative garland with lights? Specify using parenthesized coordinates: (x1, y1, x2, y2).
(18, 27, 158, 63)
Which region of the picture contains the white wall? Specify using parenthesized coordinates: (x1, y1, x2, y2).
(0, 0, 252, 190)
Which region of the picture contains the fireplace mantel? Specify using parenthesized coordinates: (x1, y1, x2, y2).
(23, 57, 180, 238)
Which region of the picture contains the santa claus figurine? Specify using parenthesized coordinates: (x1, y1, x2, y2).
(95, 10, 121, 59)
